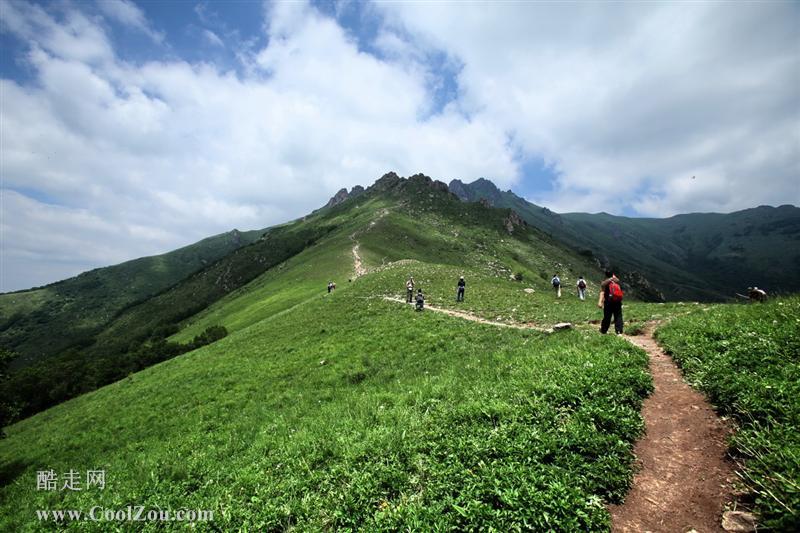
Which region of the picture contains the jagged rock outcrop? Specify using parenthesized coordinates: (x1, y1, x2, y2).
(408, 173, 433, 186)
(448, 179, 470, 201)
(503, 210, 526, 234)
(325, 188, 350, 208)
(370, 171, 403, 192)
(432, 180, 449, 193)
(323, 185, 367, 209)
(624, 270, 666, 302)
(227, 229, 242, 246)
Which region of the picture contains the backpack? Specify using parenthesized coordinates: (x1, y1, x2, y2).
(608, 280, 624, 303)
(578, 279, 586, 289)
(552, 276, 560, 287)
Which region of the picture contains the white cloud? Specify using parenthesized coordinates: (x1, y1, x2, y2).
(3, 0, 797, 291)
(202, 28, 224, 47)
(378, 2, 800, 216)
(0, 0, 517, 291)
(95, 0, 164, 43)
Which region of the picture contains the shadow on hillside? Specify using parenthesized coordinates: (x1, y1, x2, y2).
(0, 458, 30, 488)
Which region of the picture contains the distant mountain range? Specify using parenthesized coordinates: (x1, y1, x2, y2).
(447, 178, 800, 301)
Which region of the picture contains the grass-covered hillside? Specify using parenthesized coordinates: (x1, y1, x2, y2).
(0, 227, 265, 369)
(1, 172, 607, 423)
(0, 172, 681, 530)
(450, 179, 800, 301)
(1, 254, 659, 531)
(656, 297, 800, 530)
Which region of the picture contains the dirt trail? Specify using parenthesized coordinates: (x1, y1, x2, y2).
(610, 324, 735, 532)
(383, 296, 552, 333)
(350, 209, 389, 279)
(352, 243, 367, 278)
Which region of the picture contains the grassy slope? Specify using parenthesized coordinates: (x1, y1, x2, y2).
(0, 260, 654, 531)
(0, 228, 264, 368)
(656, 297, 800, 530)
(169, 180, 641, 343)
(0, 177, 674, 530)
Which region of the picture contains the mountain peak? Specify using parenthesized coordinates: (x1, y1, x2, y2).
(448, 177, 503, 205)
(324, 185, 366, 209)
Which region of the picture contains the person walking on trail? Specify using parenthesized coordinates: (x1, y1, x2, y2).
(551, 274, 561, 298)
(576, 276, 587, 301)
(456, 276, 466, 302)
(327, 281, 333, 294)
(598, 270, 624, 335)
(415, 289, 425, 311)
(406, 276, 415, 303)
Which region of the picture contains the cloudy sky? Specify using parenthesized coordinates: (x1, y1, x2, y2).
(1, 0, 798, 291)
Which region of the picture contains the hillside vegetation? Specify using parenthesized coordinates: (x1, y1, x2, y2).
(0, 259, 655, 531)
(1, 172, 797, 530)
(450, 179, 800, 301)
(656, 297, 800, 530)
(0, 228, 264, 369)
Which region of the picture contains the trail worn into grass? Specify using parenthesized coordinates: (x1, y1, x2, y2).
(610, 324, 735, 533)
(350, 209, 389, 279)
(383, 296, 552, 333)
(352, 244, 367, 278)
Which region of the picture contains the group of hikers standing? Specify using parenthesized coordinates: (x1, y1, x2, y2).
(406, 275, 467, 311)
(404, 270, 622, 334)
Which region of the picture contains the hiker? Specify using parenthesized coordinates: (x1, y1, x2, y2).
(551, 274, 561, 298)
(327, 281, 333, 294)
(748, 286, 767, 303)
(406, 276, 415, 303)
(576, 276, 587, 301)
(456, 276, 466, 302)
(415, 289, 425, 311)
(598, 270, 624, 334)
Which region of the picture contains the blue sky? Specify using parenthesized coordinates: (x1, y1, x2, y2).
(1, 0, 798, 290)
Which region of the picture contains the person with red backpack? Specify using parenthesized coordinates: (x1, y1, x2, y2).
(598, 270, 624, 335)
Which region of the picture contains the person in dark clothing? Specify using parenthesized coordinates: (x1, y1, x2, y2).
(598, 270, 624, 334)
(327, 281, 333, 294)
(415, 289, 424, 311)
(456, 276, 466, 302)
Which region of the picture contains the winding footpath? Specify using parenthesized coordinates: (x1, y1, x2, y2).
(382, 296, 553, 333)
(349, 209, 389, 279)
(610, 324, 736, 532)
(361, 248, 736, 530)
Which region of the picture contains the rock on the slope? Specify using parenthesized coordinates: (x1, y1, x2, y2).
(553, 322, 573, 331)
(524, 288, 535, 294)
(503, 210, 526, 234)
(431, 180, 449, 193)
(722, 511, 757, 532)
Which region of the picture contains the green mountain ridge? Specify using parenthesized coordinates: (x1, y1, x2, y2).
(0, 227, 265, 370)
(448, 178, 800, 301)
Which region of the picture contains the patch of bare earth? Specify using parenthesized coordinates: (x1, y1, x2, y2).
(609, 324, 737, 533)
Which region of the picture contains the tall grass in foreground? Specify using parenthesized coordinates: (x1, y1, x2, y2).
(1, 284, 651, 531)
(656, 297, 800, 530)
